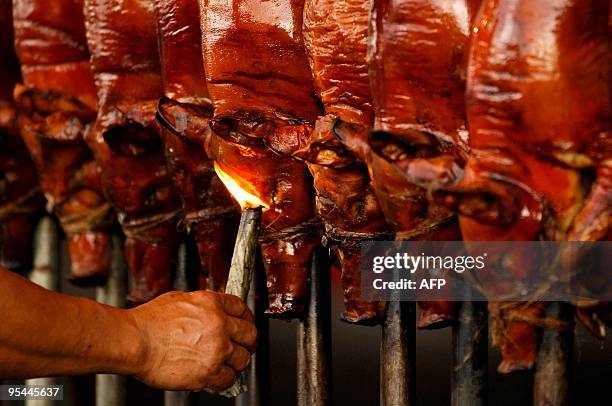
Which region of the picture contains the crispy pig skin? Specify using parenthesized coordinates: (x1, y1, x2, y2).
(279, 0, 392, 325)
(210, 134, 320, 318)
(157, 103, 239, 292)
(367, 0, 480, 225)
(201, 0, 321, 128)
(155, 0, 239, 292)
(367, 0, 482, 327)
(0, 0, 43, 274)
(13, 0, 113, 285)
(156, 0, 210, 105)
(84, 0, 182, 303)
(433, 0, 611, 372)
(200, 0, 321, 318)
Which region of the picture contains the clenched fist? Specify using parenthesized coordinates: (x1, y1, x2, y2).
(128, 291, 257, 391)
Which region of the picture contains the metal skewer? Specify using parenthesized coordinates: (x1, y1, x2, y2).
(165, 243, 193, 406)
(380, 301, 415, 406)
(236, 254, 269, 406)
(297, 246, 331, 406)
(451, 301, 488, 406)
(25, 216, 59, 406)
(533, 302, 573, 406)
(95, 235, 128, 406)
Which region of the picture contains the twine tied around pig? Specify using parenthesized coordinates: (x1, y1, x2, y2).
(59, 202, 115, 236)
(489, 302, 572, 352)
(322, 229, 394, 250)
(0, 187, 43, 221)
(258, 216, 322, 243)
(180, 206, 238, 233)
(119, 208, 183, 243)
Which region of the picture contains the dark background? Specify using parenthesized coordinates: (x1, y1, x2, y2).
(2, 239, 611, 406)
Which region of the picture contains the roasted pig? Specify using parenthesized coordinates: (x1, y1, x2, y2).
(200, 0, 321, 318)
(0, 0, 43, 274)
(13, 0, 113, 285)
(84, 0, 182, 303)
(433, 0, 610, 372)
(267, 0, 393, 325)
(366, 0, 482, 328)
(155, 0, 239, 292)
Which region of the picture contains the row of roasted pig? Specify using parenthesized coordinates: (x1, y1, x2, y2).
(0, 0, 610, 374)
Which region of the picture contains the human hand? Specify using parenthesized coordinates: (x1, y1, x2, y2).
(127, 290, 257, 391)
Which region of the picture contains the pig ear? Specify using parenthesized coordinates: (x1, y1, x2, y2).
(156, 96, 212, 146)
(430, 179, 521, 228)
(568, 166, 612, 242)
(264, 121, 358, 169)
(263, 123, 312, 157)
(14, 86, 95, 123)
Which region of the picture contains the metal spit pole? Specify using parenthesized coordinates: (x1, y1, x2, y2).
(451, 301, 488, 406)
(95, 235, 128, 406)
(165, 243, 193, 406)
(25, 216, 59, 406)
(297, 247, 332, 406)
(533, 302, 574, 406)
(380, 301, 416, 406)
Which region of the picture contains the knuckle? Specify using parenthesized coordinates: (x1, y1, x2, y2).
(208, 291, 223, 303)
(234, 297, 247, 310)
(209, 361, 224, 375)
(221, 340, 234, 357)
(191, 290, 212, 303)
(238, 353, 251, 371)
(248, 324, 258, 343)
(208, 368, 235, 391)
(212, 337, 233, 359)
(219, 375, 236, 390)
(207, 313, 227, 331)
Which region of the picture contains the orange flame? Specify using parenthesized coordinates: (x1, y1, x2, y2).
(214, 161, 269, 210)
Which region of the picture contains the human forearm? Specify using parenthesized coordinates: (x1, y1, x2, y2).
(0, 267, 257, 390)
(0, 268, 143, 379)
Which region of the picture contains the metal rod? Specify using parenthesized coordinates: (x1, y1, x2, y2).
(451, 301, 488, 406)
(25, 216, 59, 406)
(164, 243, 192, 406)
(533, 302, 574, 406)
(297, 247, 331, 406)
(380, 301, 416, 406)
(217, 207, 262, 398)
(236, 255, 269, 406)
(95, 235, 128, 406)
(165, 390, 192, 406)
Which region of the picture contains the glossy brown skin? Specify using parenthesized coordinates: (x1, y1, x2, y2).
(367, 0, 482, 328)
(0, 0, 43, 274)
(201, 0, 321, 129)
(155, 0, 239, 292)
(201, 0, 321, 318)
(157, 0, 209, 105)
(284, 0, 391, 325)
(435, 0, 611, 372)
(210, 134, 320, 318)
(12, 0, 112, 285)
(157, 106, 239, 292)
(84, 0, 182, 303)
